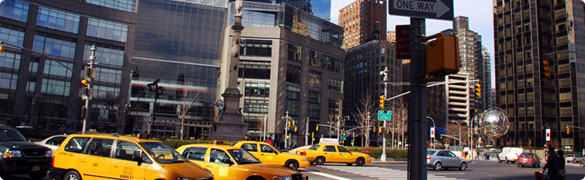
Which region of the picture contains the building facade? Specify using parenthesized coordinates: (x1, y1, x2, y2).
(493, 0, 585, 150)
(0, 0, 136, 135)
(127, 0, 227, 138)
(217, 1, 344, 143)
(243, 0, 331, 21)
(338, 0, 387, 50)
(481, 47, 492, 110)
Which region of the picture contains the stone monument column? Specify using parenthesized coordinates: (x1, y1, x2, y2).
(209, 0, 248, 141)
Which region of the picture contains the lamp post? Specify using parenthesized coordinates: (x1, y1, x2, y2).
(305, 117, 309, 145)
(380, 67, 389, 161)
(427, 116, 436, 149)
(147, 79, 164, 137)
(450, 120, 463, 147)
(81, 45, 97, 134)
(282, 111, 291, 149)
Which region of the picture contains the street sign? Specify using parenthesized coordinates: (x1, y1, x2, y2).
(389, 0, 454, 21)
(545, 128, 551, 142)
(395, 25, 410, 59)
(430, 127, 435, 138)
(378, 110, 392, 120)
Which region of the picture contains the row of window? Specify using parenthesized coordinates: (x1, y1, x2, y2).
(86, 0, 137, 12)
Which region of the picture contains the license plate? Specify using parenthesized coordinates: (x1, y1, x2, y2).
(32, 166, 40, 171)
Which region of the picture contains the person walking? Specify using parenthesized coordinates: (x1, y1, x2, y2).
(266, 137, 273, 146)
(543, 147, 560, 180)
(557, 150, 566, 180)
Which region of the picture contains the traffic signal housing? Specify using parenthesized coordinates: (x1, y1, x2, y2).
(80, 78, 91, 87)
(566, 126, 570, 135)
(426, 34, 460, 76)
(379, 95, 385, 110)
(315, 125, 319, 131)
(475, 84, 481, 99)
(543, 60, 551, 79)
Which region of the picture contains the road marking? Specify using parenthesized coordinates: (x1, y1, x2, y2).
(319, 165, 465, 180)
(305, 171, 353, 180)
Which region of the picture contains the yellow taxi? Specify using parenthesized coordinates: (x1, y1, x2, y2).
(234, 141, 310, 170)
(176, 144, 307, 180)
(296, 144, 373, 166)
(50, 134, 213, 180)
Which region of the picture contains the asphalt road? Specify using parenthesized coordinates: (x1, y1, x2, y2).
(5, 160, 585, 180)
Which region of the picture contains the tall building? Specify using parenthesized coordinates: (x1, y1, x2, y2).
(493, 0, 585, 150)
(127, 0, 227, 138)
(242, 0, 331, 21)
(338, 0, 387, 49)
(217, 1, 344, 143)
(481, 47, 492, 110)
(0, 0, 136, 135)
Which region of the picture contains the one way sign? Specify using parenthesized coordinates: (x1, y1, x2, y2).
(389, 0, 453, 21)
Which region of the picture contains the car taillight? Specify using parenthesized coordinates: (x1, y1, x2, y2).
(301, 151, 306, 156)
(52, 156, 55, 167)
(427, 156, 431, 160)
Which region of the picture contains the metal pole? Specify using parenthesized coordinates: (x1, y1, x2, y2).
(381, 67, 388, 161)
(305, 117, 309, 146)
(428, 116, 436, 149)
(407, 17, 427, 180)
(264, 115, 268, 141)
(82, 45, 96, 134)
(337, 118, 340, 142)
(284, 111, 289, 149)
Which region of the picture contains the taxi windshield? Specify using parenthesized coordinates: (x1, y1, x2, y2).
(227, 149, 260, 165)
(140, 142, 186, 164)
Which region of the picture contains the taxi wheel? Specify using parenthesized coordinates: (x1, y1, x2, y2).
(315, 157, 325, 165)
(64, 170, 81, 180)
(356, 158, 365, 166)
(285, 160, 299, 170)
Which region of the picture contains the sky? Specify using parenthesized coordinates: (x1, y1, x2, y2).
(330, 0, 495, 88)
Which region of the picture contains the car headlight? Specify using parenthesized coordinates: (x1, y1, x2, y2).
(3, 150, 23, 158)
(272, 176, 292, 180)
(301, 158, 309, 162)
(44, 150, 52, 157)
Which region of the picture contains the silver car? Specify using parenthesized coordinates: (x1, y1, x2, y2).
(565, 154, 584, 163)
(427, 150, 468, 171)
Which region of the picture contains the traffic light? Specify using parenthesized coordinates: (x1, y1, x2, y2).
(0, 44, 4, 53)
(292, 120, 295, 127)
(475, 84, 481, 99)
(315, 125, 319, 131)
(566, 126, 570, 135)
(294, 126, 297, 132)
(379, 126, 384, 134)
(543, 60, 551, 79)
(80, 77, 91, 87)
(379, 95, 385, 110)
(311, 132, 314, 138)
(545, 128, 551, 142)
(287, 121, 291, 128)
(426, 34, 460, 76)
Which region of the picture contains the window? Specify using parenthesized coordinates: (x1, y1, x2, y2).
(323, 146, 336, 152)
(44, 60, 73, 77)
(64, 137, 89, 153)
(260, 144, 276, 153)
(114, 141, 141, 161)
(309, 145, 320, 150)
(45, 137, 66, 146)
(286, 66, 300, 84)
(83, 44, 125, 66)
(309, 104, 320, 119)
(240, 39, 272, 57)
(84, 138, 114, 157)
(0, 25, 24, 46)
(285, 85, 300, 100)
(241, 144, 258, 152)
(245, 82, 270, 97)
(33, 35, 76, 59)
(0, 72, 18, 90)
(338, 146, 350, 153)
(238, 64, 270, 79)
(182, 147, 207, 162)
(241, 10, 276, 27)
(41, 79, 70, 96)
(0, 0, 29, 22)
(209, 149, 232, 164)
(308, 72, 321, 88)
(310, 50, 323, 68)
(288, 44, 302, 62)
(87, 18, 128, 42)
(0, 52, 20, 69)
(309, 91, 321, 104)
(93, 85, 120, 99)
(244, 99, 268, 113)
(86, 0, 137, 12)
(36, 7, 80, 33)
(286, 101, 299, 116)
(86, 67, 122, 84)
(328, 79, 343, 93)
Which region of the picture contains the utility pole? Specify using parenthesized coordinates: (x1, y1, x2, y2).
(283, 111, 291, 149)
(82, 45, 97, 134)
(380, 67, 389, 161)
(147, 79, 164, 137)
(336, 117, 340, 142)
(263, 114, 268, 141)
(305, 117, 309, 146)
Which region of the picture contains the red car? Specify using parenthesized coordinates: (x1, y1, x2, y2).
(517, 153, 540, 168)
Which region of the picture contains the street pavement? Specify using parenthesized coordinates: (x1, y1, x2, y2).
(6, 160, 585, 180)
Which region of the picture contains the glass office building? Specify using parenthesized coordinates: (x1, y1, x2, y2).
(128, 0, 227, 138)
(243, 0, 331, 21)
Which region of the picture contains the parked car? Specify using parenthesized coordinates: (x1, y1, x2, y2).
(516, 153, 540, 168)
(427, 150, 468, 171)
(296, 144, 372, 166)
(0, 124, 52, 180)
(234, 141, 310, 170)
(565, 154, 584, 163)
(34, 135, 67, 156)
(498, 147, 523, 164)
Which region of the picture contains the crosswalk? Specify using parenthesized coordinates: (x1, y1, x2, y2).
(318, 165, 465, 180)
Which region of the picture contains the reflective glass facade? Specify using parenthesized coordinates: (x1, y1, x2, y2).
(86, 0, 137, 12)
(87, 18, 128, 42)
(0, 25, 24, 46)
(0, 0, 29, 22)
(36, 6, 80, 33)
(33, 34, 76, 59)
(83, 44, 125, 66)
(43, 60, 73, 77)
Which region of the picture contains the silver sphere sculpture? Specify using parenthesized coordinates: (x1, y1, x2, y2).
(477, 109, 510, 145)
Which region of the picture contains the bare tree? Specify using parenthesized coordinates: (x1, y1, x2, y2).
(179, 92, 199, 140)
(351, 94, 376, 147)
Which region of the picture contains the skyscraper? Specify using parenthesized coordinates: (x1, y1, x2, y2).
(243, 0, 331, 21)
(481, 47, 492, 110)
(338, 0, 387, 49)
(493, 0, 585, 150)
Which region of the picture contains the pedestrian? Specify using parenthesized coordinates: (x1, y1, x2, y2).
(266, 137, 273, 146)
(557, 150, 566, 180)
(543, 147, 560, 180)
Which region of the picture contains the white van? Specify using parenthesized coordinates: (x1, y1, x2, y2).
(498, 147, 524, 164)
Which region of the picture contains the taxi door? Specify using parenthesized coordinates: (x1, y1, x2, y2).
(336, 146, 353, 163)
(58, 137, 90, 170)
(205, 148, 238, 180)
(322, 145, 338, 163)
(79, 138, 114, 180)
(259, 144, 280, 165)
(240, 143, 261, 161)
(110, 140, 145, 180)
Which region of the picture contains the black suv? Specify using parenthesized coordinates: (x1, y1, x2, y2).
(0, 125, 52, 179)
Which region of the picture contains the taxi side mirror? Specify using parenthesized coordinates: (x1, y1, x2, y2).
(133, 150, 144, 166)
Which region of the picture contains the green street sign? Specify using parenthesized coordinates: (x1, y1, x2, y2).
(378, 110, 392, 120)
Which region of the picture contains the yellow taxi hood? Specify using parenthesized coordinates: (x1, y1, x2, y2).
(244, 163, 298, 176)
(160, 161, 213, 178)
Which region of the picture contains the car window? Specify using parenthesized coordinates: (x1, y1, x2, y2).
(114, 141, 142, 161)
(64, 137, 89, 153)
(437, 151, 447, 157)
(182, 147, 207, 162)
(309, 145, 320, 150)
(427, 150, 436, 155)
(228, 149, 260, 165)
(338, 146, 350, 153)
(84, 138, 114, 157)
(209, 149, 233, 164)
(0, 128, 27, 142)
(260, 144, 276, 153)
(140, 142, 185, 164)
(46, 137, 66, 146)
(324, 146, 337, 152)
(447, 152, 457, 158)
(242, 143, 258, 152)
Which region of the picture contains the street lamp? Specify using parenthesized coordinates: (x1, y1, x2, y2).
(450, 120, 463, 147)
(147, 79, 164, 137)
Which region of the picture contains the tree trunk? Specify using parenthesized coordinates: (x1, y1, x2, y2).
(180, 116, 185, 140)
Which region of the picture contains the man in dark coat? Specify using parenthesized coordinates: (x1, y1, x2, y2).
(543, 147, 560, 180)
